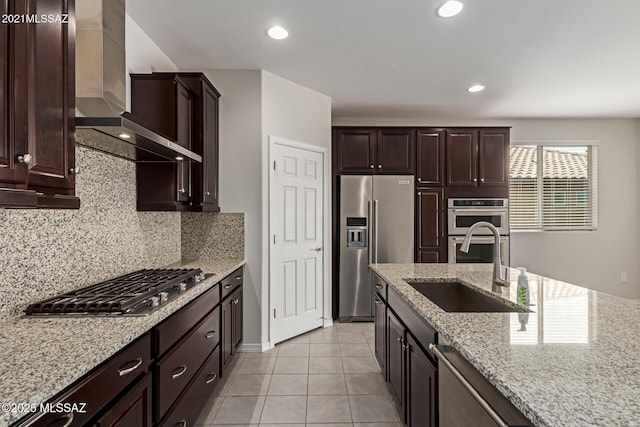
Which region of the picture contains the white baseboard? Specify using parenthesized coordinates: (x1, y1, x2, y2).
(237, 342, 272, 352)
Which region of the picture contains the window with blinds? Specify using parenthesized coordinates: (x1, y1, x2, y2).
(509, 144, 598, 230)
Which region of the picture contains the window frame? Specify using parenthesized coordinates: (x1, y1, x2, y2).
(510, 140, 598, 232)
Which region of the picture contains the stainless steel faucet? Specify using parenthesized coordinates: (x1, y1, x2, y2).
(460, 221, 510, 293)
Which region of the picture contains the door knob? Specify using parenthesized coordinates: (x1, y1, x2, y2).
(311, 247, 323, 252)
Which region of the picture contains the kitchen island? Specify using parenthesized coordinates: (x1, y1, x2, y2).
(0, 258, 244, 427)
(370, 263, 640, 427)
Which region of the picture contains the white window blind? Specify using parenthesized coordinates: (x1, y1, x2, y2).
(510, 144, 597, 230)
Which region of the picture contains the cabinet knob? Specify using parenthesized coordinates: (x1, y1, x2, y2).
(69, 166, 79, 175)
(480, 177, 485, 182)
(378, 164, 382, 169)
(417, 177, 421, 182)
(473, 178, 477, 183)
(17, 153, 33, 166)
(370, 165, 374, 169)
(205, 191, 211, 196)
(179, 188, 186, 193)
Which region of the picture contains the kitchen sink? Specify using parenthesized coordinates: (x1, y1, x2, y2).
(408, 281, 529, 313)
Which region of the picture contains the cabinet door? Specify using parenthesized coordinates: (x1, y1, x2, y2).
(416, 190, 443, 250)
(387, 309, 406, 423)
(176, 82, 193, 149)
(478, 129, 509, 186)
(221, 296, 234, 372)
(416, 129, 444, 186)
(377, 128, 415, 174)
(202, 83, 219, 207)
(407, 335, 437, 427)
(233, 286, 243, 349)
(94, 373, 152, 427)
(335, 128, 376, 173)
(12, 0, 75, 194)
(446, 130, 478, 187)
(374, 295, 386, 373)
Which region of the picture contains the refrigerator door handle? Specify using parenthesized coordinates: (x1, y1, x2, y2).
(373, 199, 379, 263)
(368, 200, 374, 265)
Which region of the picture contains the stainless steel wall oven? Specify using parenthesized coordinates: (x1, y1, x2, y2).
(447, 198, 510, 265)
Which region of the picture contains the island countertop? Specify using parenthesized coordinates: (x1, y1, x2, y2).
(370, 263, 640, 427)
(0, 258, 245, 427)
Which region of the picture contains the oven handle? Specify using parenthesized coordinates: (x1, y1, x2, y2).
(449, 208, 508, 215)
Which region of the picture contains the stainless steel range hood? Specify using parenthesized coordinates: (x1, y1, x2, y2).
(75, 0, 201, 163)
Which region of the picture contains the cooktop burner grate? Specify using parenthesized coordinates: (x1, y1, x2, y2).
(25, 268, 206, 316)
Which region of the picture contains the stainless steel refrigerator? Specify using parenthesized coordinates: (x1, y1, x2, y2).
(339, 175, 414, 320)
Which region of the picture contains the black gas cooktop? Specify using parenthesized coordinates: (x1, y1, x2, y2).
(24, 268, 206, 317)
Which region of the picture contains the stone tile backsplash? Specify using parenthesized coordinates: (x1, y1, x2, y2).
(181, 212, 245, 261)
(0, 146, 181, 321)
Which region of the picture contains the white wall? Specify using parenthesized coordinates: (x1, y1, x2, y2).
(261, 71, 333, 345)
(334, 117, 640, 299)
(125, 14, 178, 110)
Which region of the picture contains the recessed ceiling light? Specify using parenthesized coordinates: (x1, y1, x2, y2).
(267, 26, 289, 40)
(437, 0, 464, 18)
(467, 85, 485, 93)
(119, 133, 131, 139)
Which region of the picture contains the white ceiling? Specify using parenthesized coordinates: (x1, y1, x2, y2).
(127, 0, 640, 119)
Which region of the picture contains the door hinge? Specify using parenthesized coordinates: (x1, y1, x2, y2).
(273, 308, 276, 318)
(273, 160, 276, 171)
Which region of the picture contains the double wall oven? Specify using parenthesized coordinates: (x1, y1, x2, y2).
(447, 198, 510, 265)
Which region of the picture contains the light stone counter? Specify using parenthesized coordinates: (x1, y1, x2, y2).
(0, 258, 244, 427)
(370, 263, 640, 427)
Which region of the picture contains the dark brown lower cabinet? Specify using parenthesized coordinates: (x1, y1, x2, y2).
(94, 373, 153, 427)
(407, 335, 437, 427)
(221, 284, 243, 374)
(387, 309, 406, 423)
(159, 346, 221, 427)
(374, 294, 386, 373)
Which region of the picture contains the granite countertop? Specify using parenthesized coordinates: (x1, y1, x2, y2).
(0, 258, 245, 427)
(370, 263, 640, 427)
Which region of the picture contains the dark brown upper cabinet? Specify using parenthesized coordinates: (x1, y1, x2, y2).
(445, 128, 509, 188)
(478, 129, 509, 186)
(335, 127, 414, 174)
(0, 0, 79, 209)
(376, 128, 415, 174)
(132, 72, 222, 212)
(335, 127, 376, 173)
(416, 129, 444, 186)
(179, 73, 221, 211)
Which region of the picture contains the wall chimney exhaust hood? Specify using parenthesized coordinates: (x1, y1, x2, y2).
(75, 0, 201, 163)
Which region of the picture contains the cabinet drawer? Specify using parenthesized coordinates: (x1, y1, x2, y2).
(374, 275, 387, 302)
(17, 334, 151, 427)
(159, 345, 221, 427)
(155, 283, 220, 357)
(388, 286, 437, 360)
(156, 306, 220, 420)
(94, 372, 152, 427)
(221, 268, 243, 300)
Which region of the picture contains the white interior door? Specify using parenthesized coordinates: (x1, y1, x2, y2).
(270, 139, 324, 345)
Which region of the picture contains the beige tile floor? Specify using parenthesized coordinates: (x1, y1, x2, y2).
(195, 322, 402, 427)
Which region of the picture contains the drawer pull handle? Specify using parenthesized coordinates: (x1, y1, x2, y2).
(118, 357, 143, 376)
(224, 284, 233, 289)
(235, 276, 242, 280)
(205, 373, 217, 384)
(206, 331, 217, 339)
(171, 365, 187, 379)
(175, 420, 187, 427)
(49, 413, 73, 427)
(375, 284, 383, 289)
